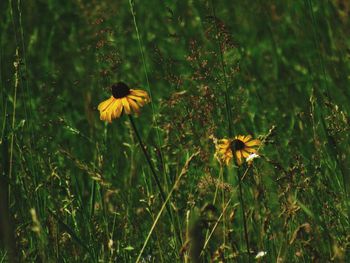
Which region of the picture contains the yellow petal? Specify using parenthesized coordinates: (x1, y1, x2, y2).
(111, 100, 121, 119)
(218, 144, 229, 149)
(130, 89, 149, 97)
(127, 98, 140, 113)
(219, 150, 226, 156)
(128, 95, 146, 106)
(236, 151, 242, 165)
(100, 111, 108, 121)
(122, 97, 131, 114)
(246, 139, 261, 147)
(243, 135, 252, 142)
(245, 147, 257, 153)
(106, 107, 113, 123)
(241, 150, 250, 158)
(237, 135, 245, 141)
(115, 100, 123, 118)
(98, 96, 114, 111)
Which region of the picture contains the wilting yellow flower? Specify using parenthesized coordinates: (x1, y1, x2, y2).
(215, 135, 261, 166)
(98, 82, 150, 123)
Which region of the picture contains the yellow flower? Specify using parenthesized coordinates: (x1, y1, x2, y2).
(98, 82, 150, 123)
(215, 135, 261, 166)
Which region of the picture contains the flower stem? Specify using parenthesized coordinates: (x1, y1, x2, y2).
(128, 115, 166, 202)
(236, 168, 250, 258)
(128, 115, 182, 245)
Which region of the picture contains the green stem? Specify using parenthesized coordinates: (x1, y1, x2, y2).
(128, 115, 166, 202)
(236, 168, 251, 259)
(128, 0, 165, 177)
(128, 115, 182, 245)
(211, 0, 233, 137)
(221, 169, 226, 254)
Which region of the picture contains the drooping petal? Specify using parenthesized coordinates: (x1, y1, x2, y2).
(245, 139, 261, 147)
(217, 139, 230, 149)
(100, 111, 108, 121)
(130, 89, 149, 97)
(219, 139, 230, 144)
(107, 100, 118, 118)
(114, 100, 123, 118)
(243, 135, 252, 142)
(128, 95, 146, 106)
(237, 135, 245, 141)
(235, 150, 242, 165)
(241, 150, 250, 158)
(111, 100, 121, 119)
(127, 98, 140, 113)
(121, 97, 131, 114)
(98, 96, 114, 111)
(245, 147, 257, 153)
(218, 143, 229, 149)
(106, 104, 114, 123)
(129, 90, 150, 104)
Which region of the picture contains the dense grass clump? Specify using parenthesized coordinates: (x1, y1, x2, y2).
(1, 0, 349, 262)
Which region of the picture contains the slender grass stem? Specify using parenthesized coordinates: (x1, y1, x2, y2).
(221, 168, 226, 254)
(210, 0, 233, 137)
(201, 166, 223, 259)
(128, 115, 166, 202)
(213, 167, 223, 205)
(200, 167, 251, 259)
(128, 0, 165, 176)
(128, 115, 182, 245)
(236, 168, 250, 258)
(135, 152, 199, 263)
(8, 48, 19, 191)
(201, 198, 232, 255)
(0, 124, 16, 263)
(0, 47, 20, 263)
(90, 181, 96, 218)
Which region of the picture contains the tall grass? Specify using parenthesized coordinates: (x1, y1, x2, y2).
(1, 0, 349, 262)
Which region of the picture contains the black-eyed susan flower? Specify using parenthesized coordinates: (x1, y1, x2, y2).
(215, 135, 261, 166)
(98, 82, 150, 123)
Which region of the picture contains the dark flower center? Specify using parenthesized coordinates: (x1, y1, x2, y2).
(112, 82, 130, 98)
(231, 139, 245, 152)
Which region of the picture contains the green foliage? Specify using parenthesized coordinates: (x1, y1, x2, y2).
(1, 0, 349, 262)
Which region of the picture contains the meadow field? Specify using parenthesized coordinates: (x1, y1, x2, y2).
(1, 0, 350, 262)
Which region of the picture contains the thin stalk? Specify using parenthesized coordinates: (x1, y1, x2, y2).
(236, 168, 250, 259)
(200, 167, 250, 258)
(210, 0, 233, 137)
(128, 115, 182, 245)
(128, 0, 165, 177)
(221, 168, 226, 254)
(90, 181, 96, 218)
(135, 151, 199, 263)
(8, 48, 19, 189)
(202, 166, 223, 259)
(201, 198, 232, 255)
(0, 120, 16, 263)
(128, 115, 166, 202)
(213, 166, 223, 204)
(0, 47, 19, 263)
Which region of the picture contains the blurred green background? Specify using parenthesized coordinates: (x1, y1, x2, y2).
(1, 0, 349, 262)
